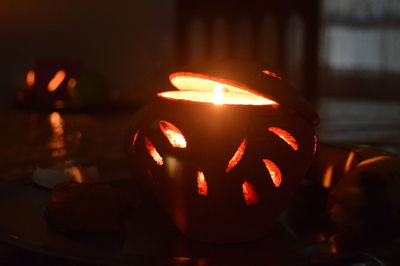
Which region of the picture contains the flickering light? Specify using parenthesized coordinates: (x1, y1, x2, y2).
(158, 73, 278, 106)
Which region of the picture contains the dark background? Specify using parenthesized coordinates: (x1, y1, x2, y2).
(1, 0, 400, 107)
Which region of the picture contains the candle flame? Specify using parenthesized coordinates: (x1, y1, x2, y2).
(213, 83, 224, 105)
(48, 70, 66, 92)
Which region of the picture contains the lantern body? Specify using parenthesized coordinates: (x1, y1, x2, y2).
(127, 61, 318, 243)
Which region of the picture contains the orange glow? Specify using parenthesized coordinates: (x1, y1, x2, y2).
(322, 164, 334, 189)
(225, 138, 247, 173)
(26, 70, 35, 87)
(67, 78, 77, 88)
(159, 120, 187, 148)
(344, 152, 356, 174)
(144, 137, 163, 165)
(213, 83, 224, 104)
(197, 170, 208, 196)
(242, 181, 259, 205)
(357, 155, 391, 167)
(268, 127, 298, 151)
(158, 73, 278, 106)
(313, 135, 318, 154)
(49, 112, 63, 136)
(48, 112, 66, 158)
(262, 70, 282, 80)
(48, 70, 66, 92)
(263, 159, 282, 187)
(132, 129, 139, 148)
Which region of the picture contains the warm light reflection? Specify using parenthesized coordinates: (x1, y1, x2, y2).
(313, 135, 318, 154)
(49, 112, 63, 133)
(144, 137, 163, 165)
(159, 120, 187, 148)
(48, 70, 66, 92)
(48, 112, 66, 158)
(262, 159, 282, 187)
(322, 164, 334, 189)
(225, 138, 247, 173)
(268, 127, 298, 151)
(159, 73, 278, 106)
(344, 152, 356, 174)
(67, 78, 77, 88)
(357, 155, 391, 167)
(132, 129, 139, 148)
(26, 70, 35, 87)
(262, 70, 282, 80)
(197, 170, 208, 196)
(64, 166, 83, 183)
(242, 181, 259, 205)
(213, 83, 224, 104)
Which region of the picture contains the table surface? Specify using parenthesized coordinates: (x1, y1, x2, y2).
(0, 98, 399, 265)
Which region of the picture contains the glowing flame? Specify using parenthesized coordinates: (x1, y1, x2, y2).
(263, 159, 282, 187)
(159, 120, 187, 148)
(262, 70, 282, 80)
(268, 127, 298, 151)
(344, 152, 356, 174)
(213, 83, 224, 105)
(48, 70, 66, 92)
(26, 70, 35, 87)
(322, 164, 334, 189)
(242, 181, 259, 205)
(132, 129, 139, 148)
(357, 155, 391, 167)
(144, 137, 163, 165)
(197, 170, 208, 196)
(225, 138, 247, 173)
(160, 74, 278, 106)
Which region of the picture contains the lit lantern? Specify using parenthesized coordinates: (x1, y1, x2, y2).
(127, 61, 319, 243)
